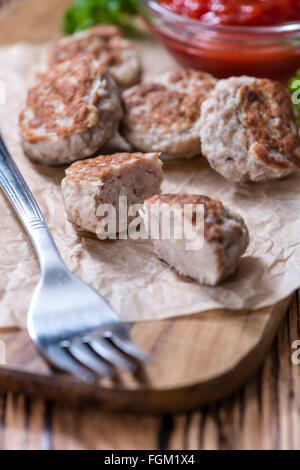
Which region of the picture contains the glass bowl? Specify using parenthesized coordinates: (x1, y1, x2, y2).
(142, 0, 300, 81)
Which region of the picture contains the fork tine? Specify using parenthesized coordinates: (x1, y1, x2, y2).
(44, 344, 96, 384)
(88, 338, 136, 372)
(68, 341, 114, 378)
(109, 333, 151, 363)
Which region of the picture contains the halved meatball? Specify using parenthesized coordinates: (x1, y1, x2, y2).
(142, 194, 249, 286)
(61, 152, 163, 237)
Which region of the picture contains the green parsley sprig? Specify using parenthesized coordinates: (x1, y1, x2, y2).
(289, 69, 300, 127)
(63, 0, 147, 36)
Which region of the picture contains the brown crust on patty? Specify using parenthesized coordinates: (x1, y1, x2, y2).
(121, 69, 216, 158)
(144, 193, 241, 243)
(65, 152, 161, 183)
(122, 80, 211, 134)
(241, 79, 300, 169)
(19, 54, 107, 144)
(47, 25, 141, 89)
(48, 25, 123, 67)
(71, 222, 100, 239)
(165, 69, 215, 88)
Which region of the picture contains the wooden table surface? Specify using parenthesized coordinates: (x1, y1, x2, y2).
(0, 0, 300, 450)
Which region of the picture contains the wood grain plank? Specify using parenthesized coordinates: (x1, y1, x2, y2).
(0, 0, 296, 414)
(173, 294, 300, 450)
(0, 296, 292, 413)
(1, 393, 26, 449)
(50, 405, 160, 450)
(0, 289, 299, 451)
(0, 0, 71, 45)
(0, 0, 299, 450)
(25, 398, 48, 450)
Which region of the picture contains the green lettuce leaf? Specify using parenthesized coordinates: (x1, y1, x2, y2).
(289, 69, 300, 126)
(63, 0, 145, 36)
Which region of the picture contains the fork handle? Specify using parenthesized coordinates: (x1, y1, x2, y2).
(0, 135, 63, 269)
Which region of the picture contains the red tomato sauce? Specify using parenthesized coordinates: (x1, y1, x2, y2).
(159, 0, 300, 26)
(149, 1, 300, 80)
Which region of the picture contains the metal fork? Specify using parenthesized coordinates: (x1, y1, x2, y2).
(0, 135, 150, 383)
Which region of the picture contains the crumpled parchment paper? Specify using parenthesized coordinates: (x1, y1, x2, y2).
(0, 41, 299, 329)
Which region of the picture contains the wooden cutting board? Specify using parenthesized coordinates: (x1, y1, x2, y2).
(0, 296, 292, 413)
(0, 0, 294, 413)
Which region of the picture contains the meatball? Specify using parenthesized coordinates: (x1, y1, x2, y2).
(61, 152, 163, 237)
(19, 54, 123, 165)
(121, 69, 217, 159)
(47, 25, 142, 90)
(142, 194, 249, 286)
(200, 76, 300, 182)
